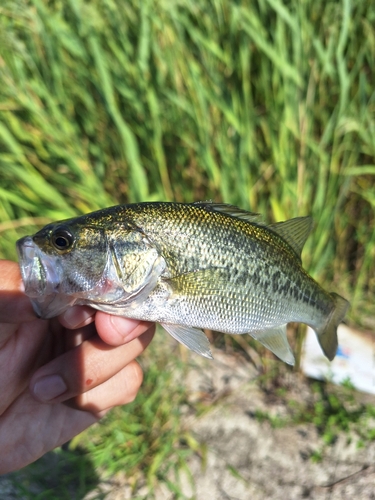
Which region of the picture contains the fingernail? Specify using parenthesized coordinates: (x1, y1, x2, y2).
(32, 375, 68, 402)
(62, 307, 94, 329)
(109, 316, 140, 341)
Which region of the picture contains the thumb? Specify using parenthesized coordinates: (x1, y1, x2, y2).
(0, 260, 36, 323)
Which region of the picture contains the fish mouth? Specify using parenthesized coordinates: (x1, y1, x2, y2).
(16, 236, 74, 318)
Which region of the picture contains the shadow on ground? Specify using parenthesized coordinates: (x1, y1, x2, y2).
(0, 445, 101, 500)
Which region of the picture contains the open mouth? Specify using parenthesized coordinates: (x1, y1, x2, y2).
(16, 236, 49, 298)
(16, 236, 75, 318)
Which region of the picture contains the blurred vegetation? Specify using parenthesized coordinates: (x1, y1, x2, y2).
(1, 0, 375, 496)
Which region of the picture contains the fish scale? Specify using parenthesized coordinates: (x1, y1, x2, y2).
(16, 201, 350, 366)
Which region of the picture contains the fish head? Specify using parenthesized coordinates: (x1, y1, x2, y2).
(16, 218, 112, 318)
(17, 212, 166, 319)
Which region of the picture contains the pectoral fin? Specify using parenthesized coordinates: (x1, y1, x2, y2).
(248, 324, 295, 365)
(161, 323, 213, 359)
(165, 267, 228, 296)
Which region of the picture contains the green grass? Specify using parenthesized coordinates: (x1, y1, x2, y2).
(1, 0, 375, 494)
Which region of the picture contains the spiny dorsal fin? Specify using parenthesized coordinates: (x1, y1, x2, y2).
(195, 202, 312, 258)
(268, 216, 313, 258)
(195, 201, 264, 225)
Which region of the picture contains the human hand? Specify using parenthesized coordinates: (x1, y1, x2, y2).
(0, 260, 155, 474)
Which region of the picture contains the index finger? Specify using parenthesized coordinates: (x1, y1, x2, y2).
(0, 260, 36, 323)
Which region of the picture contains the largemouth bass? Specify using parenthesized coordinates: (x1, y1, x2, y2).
(16, 202, 349, 365)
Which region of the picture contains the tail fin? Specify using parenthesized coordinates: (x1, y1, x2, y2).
(316, 293, 350, 360)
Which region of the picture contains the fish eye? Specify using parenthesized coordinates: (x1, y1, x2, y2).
(51, 228, 74, 251)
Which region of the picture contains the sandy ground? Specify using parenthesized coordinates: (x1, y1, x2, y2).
(161, 350, 375, 500)
(1, 348, 375, 499)
(91, 349, 375, 499)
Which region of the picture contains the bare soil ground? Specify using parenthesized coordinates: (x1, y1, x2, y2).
(166, 350, 375, 500)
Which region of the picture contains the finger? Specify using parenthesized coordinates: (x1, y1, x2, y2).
(95, 312, 155, 346)
(0, 320, 52, 415)
(0, 390, 98, 474)
(64, 322, 98, 350)
(30, 327, 154, 404)
(72, 360, 143, 414)
(58, 306, 96, 330)
(0, 260, 36, 324)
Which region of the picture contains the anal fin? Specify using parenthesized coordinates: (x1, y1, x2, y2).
(248, 324, 295, 365)
(161, 323, 213, 359)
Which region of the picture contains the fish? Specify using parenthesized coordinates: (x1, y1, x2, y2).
(16, 201, 350, 365)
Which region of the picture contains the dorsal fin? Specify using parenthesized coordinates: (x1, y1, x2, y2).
(195, 201, 264, 225)
(194, 202, 312, 258)
(268, 216, 313, 258)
